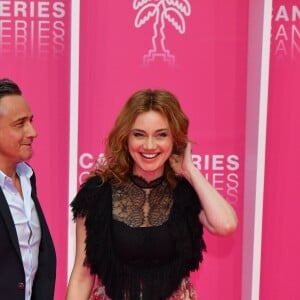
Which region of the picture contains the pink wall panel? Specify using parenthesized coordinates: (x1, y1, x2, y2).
(77, 1, 248, 299)
(0, 1, 70, 299)
(260, 1, 300, 299)
(0, 1, 254, 299)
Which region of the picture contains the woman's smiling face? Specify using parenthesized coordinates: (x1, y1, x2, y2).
(128, 110, 173, 181)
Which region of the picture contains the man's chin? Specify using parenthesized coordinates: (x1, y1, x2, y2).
(22, 152, 33, 161)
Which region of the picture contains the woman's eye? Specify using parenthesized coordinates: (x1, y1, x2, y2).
(133, 132, 144, 138)
(157, 132, 168, 138)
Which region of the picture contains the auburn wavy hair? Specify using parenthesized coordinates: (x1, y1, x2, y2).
(92, 89, 189, 188)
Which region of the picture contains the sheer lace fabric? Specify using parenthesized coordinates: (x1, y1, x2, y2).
(112, 176, 173, 227)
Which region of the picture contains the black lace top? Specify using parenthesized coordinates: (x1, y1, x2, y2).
(71, 175, 206, 300)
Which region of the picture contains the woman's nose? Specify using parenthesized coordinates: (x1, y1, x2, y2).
(143, 137, 156, 149)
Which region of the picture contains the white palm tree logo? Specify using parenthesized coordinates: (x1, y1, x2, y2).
(133, 0, 191, 65)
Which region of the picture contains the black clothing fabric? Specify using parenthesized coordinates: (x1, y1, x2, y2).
(71, 175, 206, 300)
(112, 220, 176, 267)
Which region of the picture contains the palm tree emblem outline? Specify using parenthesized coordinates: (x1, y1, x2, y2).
(133, 0, 191, 65)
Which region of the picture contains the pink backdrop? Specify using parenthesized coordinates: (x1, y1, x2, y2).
(5, 1, 300, 299)
(77, 1, 246, 299)
(0, 1, 70, 299)
(260, 1, 300, 299)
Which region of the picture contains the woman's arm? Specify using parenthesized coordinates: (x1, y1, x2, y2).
(169, 142, 238, 236)
(66, 217, 95, 300)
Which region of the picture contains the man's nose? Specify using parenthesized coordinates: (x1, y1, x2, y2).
(27, 122, 38, 138)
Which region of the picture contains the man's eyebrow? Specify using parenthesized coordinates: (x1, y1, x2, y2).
(11, 115, 33, 124)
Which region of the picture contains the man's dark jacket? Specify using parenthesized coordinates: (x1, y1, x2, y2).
(0, 170, 56, 300)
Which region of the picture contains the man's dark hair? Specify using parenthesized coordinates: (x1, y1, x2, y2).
(0, 78, 22, 99)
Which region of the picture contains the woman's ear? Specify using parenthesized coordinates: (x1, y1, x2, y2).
(173, 142, 187, 155)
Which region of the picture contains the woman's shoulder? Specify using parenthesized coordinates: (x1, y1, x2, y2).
(81, 174, 104, 187)
(70, 175, 112, 218)
(173, 177, 201, 210)
(174, 177, 196, 194)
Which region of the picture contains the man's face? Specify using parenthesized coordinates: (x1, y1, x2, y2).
(0, 95, 37, 168)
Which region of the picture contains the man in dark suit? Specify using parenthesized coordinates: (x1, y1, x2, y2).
(0, 78, 56, 299)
